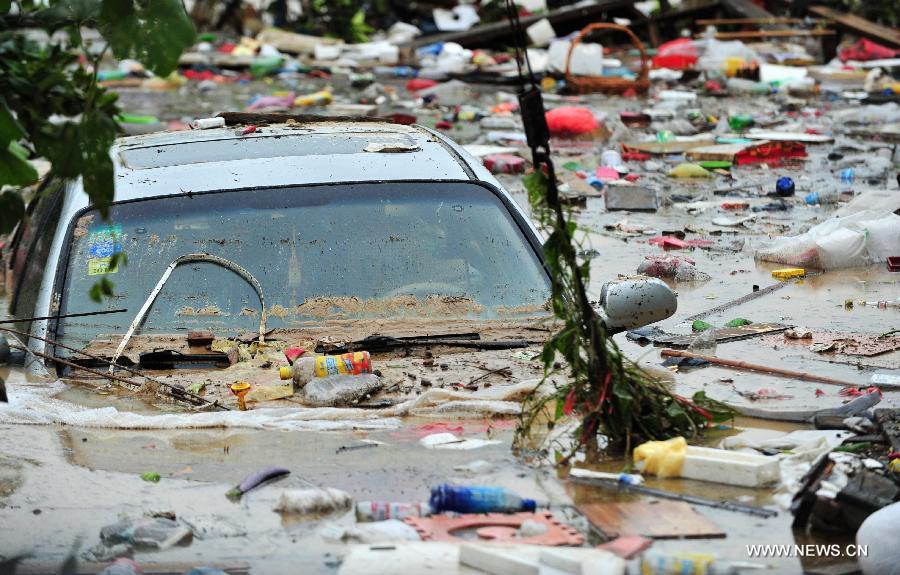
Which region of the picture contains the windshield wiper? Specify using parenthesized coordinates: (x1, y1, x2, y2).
(318, 333, 531, 354)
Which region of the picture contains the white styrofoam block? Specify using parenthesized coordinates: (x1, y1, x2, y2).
(459, 543, 540, 575)
(681, 445, 780, 487)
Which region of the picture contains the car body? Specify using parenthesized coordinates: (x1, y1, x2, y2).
(3, 119, 675, 399)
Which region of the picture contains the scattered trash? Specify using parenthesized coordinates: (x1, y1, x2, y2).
(140, 472, 161, 483)
(356, 501, 431, 522)
(226, 466, 290, 501)
(100, 517, 192, 550)
(273, 488, 352, 516)
(419, 432, 501, 450)
(429, 484, 536, 514)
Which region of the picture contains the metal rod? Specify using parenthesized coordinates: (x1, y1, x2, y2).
(682, 281, 791, 322)
(0, 325, 228, 410)
(570, 476, 778, 518)
(0, 308, 128, 325)
(661, 349, 861, 387)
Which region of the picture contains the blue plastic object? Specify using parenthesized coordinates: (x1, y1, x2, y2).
(430, 484, 536, 514)
(775, 176, 795, 197)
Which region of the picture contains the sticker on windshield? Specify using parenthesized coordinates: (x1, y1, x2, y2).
(87, 225, 124, 275)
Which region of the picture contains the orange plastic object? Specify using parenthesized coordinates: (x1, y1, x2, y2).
(404, 511, 584, 546)
(230, 381, 251, 411)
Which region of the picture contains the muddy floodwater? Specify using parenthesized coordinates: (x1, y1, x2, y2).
(2, 79, 899, 574)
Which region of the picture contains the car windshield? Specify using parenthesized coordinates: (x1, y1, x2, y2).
(56, 182, 551, 351)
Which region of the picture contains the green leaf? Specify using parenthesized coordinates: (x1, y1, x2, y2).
(0, 98, 25, 146)
(0, 0, 11, 14)
(0, 141, 38, 187)
(88, 277, 114, 303)
(0, 190, 25, 235)
(98, 0, 196, 77)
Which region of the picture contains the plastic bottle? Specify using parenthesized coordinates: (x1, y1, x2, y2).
(429, 484, 536, 514)
(293, 90, 332, 107)
(279, 351, 373, 388)
(302, 373, 382, 407)
(804, 189, 840, 205)
(775, 176, 795, 197)
(727, 114, 755, 131)
(640, 551, 741, 574)
(688, 327, 717, 356)
(356, 501, 431, 522)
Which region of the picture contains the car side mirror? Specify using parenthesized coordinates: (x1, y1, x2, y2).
(595, 277, 677, 334)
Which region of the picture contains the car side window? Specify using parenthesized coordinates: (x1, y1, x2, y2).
(9, 180, 65, 324)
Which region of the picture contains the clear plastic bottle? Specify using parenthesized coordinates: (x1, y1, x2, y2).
(429, 484, 537, 514)
(688, 328, 717, 356)
(279, 351, 373, 388)
(356, 501, 431, 522)
(302, 373, 383, 407)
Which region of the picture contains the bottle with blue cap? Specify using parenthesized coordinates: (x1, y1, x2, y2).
(429, 484, 536, 514)
(775, 176, 795, 197)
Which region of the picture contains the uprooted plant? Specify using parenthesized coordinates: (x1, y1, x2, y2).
(512, 165, 734, 462)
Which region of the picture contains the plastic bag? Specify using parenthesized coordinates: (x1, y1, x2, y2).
(302, 373, 383, 407)
(755, 210, 900, 270)
(273, 488, 351, 515)
(545, 106, 598, 137)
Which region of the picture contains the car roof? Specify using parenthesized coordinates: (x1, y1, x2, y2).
(111, 121, 476, 201)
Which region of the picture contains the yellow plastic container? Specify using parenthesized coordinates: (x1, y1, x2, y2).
(772, 268, 806, 280)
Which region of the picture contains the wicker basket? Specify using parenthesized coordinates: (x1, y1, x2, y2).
(565, 23, 650, 94)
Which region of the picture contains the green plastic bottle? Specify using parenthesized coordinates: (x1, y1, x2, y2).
(728, 114, 755, 131)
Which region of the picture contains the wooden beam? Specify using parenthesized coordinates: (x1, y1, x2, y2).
(808, 5, 900, 49)
(697, 17, 817, 26)
(703, 29, 835, 40)
(400, 0, 633, 48)
(719, 0, 774, 20)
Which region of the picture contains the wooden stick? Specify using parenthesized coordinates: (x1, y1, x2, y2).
(704, 29, 835, 39)
(660, 349, 861, 387)
(697, 17, 818, 25)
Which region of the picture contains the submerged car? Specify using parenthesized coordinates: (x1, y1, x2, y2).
(2, 118, 675, 406)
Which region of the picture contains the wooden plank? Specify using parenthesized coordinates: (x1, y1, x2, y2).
(719, 0, 774, 20)
(578, 501, 726, 539)
(697, 17, 817, 26)
(703, 29, 835, 40)
(400, 0, 633, 48)
(808, 5, 900, 49)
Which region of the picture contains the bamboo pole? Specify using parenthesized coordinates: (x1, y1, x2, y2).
(660, 349, 861, 387)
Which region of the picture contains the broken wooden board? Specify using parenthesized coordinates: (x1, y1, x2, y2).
(720, 0, 775, 20)
(622, 137, 716, 155)
(685, 142, 761, 162)
(627, 323, 790, 348)
(771, 331, 900, 358)
(742, 130, 834, 143)
(578, 501, 726, 539)
(808, 5, 900, 49)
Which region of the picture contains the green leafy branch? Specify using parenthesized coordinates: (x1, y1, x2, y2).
(514, 166, 734, 462)
(0, 0, 196, 237)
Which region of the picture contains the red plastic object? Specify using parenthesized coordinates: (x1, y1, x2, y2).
(596, 535, 653, 559)
(648, 236, 689, 250)
(435, 120, 453, 130)
(406, 78, 438, 92)
(545, 107, 598, 137)
(735, 142, 807, 165)
(390, 113, 417, 125)
(240, 125, 257, 135)
(621, 151, 650, 161)
(721, 202, 749, 210)
(284, 348, 305, 364)
(404, 511, 584, 546)
(652, 38, 698, 70)
(483, 154, 526, 175)
(887, 256, 900, 272)
(839, 38, 899, 62)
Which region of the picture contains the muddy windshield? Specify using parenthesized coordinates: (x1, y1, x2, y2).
(56, 182, 550, 350)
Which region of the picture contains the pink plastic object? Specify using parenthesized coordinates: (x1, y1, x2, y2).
(405, 511, 584, 546)
(545, 107, 598, 137)
(284, 348, 305, 364)
(483, 154, 526, 174)
(595, 166, 620, 182)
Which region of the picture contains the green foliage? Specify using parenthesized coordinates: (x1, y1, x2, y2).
(515, 167, 734, 461)
(0, 0, 195, 238)
(99, 0, 196, 77)
(305, 0, 374, 43)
